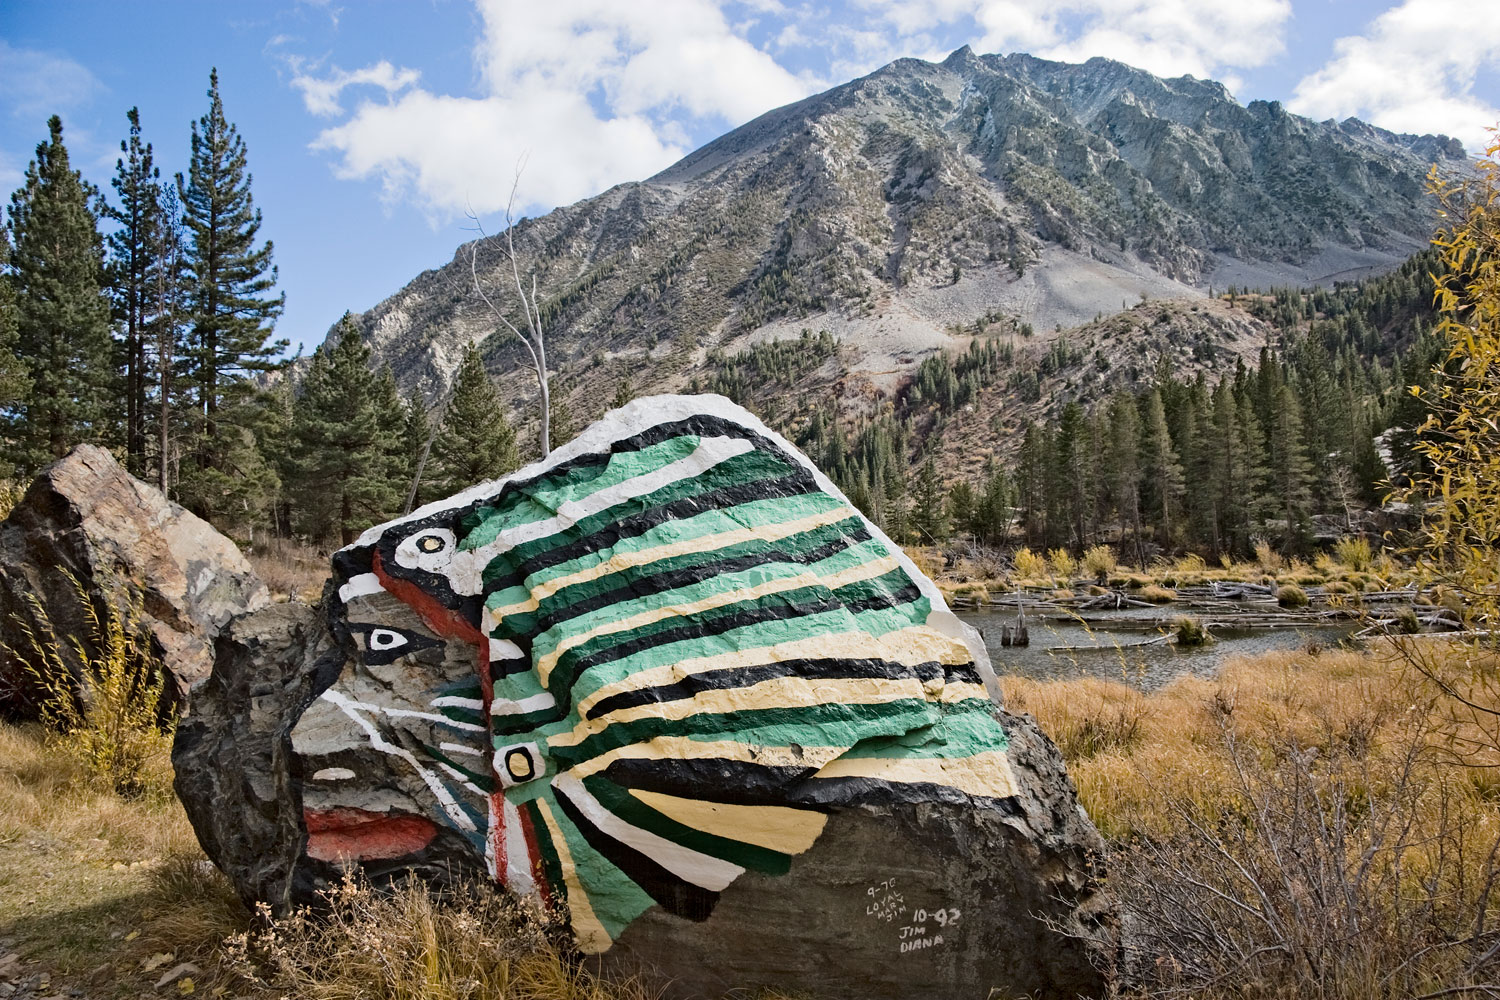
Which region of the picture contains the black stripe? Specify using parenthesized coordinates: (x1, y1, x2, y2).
(532, 521, 871, 633)
(584, 656, 947, 720)
(600, 758, 1020, 811)
(552, 784, 720, 921)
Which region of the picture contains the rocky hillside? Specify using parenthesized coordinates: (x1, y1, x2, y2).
(341, 47, 1465, 434)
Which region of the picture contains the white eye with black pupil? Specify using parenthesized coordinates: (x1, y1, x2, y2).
(395, 527, 458, 573)
(368, 628, 406, 651)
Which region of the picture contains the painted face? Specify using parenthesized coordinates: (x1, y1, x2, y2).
(297, 398, 1015, 954)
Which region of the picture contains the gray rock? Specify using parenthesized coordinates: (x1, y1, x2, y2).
(171, 601, 344, 911)
(0, 445, 269, 714)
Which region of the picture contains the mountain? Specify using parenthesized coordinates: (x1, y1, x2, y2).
(340, 47, 1466, 433)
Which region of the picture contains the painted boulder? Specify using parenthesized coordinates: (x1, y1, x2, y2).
(178, 395, 1113, 999)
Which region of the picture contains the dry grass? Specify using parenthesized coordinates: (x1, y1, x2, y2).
(1137, 584, 1177, 604)
(227, 874, 658, 1000)
(246, 537, 329, 602)
(0, 723, 244, 993)
(1006, 640, 1500, 999)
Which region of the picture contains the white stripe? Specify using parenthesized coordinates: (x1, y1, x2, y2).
(492, 692, 556, 716)
(430, 695, 484, 710)
(331, 693, 486, 733)
(503, 797, 538, 899)
(436, 762, 487, 797)
(338, 572, 383, 603)
(439, 741, 484, 757)
(489, 638, 526, 661)
(442, 436, 756, 595)
(312, 767, 356, 781)
(320, 688, 477, 833)
(552, 774, 744, 891)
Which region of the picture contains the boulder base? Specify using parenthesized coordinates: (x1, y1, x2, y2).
(0, 445, 269, 713)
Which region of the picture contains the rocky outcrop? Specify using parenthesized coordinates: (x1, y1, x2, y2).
(175, 396, 1114, 998)
(0, 445, 269, 714)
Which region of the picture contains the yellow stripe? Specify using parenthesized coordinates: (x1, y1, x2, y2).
(533, 797, 612, 954)
(571, 624, 970, 720)
(627, 789, 828, 855)
(489, 503, 859, 622)
(535, 553, 901, 683)
(567, 737, 850, 781)
(550, 674, 931, 749)
(812, 750, 1019, 800)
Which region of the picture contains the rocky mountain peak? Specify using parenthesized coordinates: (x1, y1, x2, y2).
(338, 47, 1467, 429)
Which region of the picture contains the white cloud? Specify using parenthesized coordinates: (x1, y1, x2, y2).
(852, 0, 1291, 81)
(292, 60, 421, 116)
(297, 0, 816, 221)
(0, 40, 102, 120)
(1290, 0, 1500, 153)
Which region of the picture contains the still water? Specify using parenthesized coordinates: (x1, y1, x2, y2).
(957, 604, 1363, 691)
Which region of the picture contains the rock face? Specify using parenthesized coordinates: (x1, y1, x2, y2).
(0, 445, 269, 713)
(176, 396, 1113, 998)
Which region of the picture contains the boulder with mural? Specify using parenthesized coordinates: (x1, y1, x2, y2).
(175, 396, 1114, 999)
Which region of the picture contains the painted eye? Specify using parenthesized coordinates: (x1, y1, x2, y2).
(348, 623, 443, 666)
(368, 628, 407, 652)
(496, 742, 542, 787)
(395, 527, 458, 572)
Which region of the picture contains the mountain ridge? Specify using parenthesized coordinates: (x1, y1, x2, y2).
(338, 46, 1466, 429)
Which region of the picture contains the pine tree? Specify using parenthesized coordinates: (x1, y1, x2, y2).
(1139, 388, 1185, 548)
(910, 456, 949, 542)
(432, 345, 519, 498)
(401, 388, 433, 512)
(177, 69, 285, 509)
(287, 316, 403, 544)
(1108, 392, 1145, 565)
(6, 116, 114, 473)
(106, 107, 163, 476)
(0, 229, 31, 424)
(1266, 382, 1314, 552)
(612, 375, 635, 410)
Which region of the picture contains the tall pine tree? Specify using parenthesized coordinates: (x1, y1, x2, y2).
(287, 316, 403, 544)
(431, 345, 519, 497)
(178, 69, 285, 513)
(106, 107, 164, 477)
(6, 116, 114, 473)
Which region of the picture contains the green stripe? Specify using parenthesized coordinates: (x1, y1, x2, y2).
(551, 698, 944, 770)
(560, 607, 869, 706)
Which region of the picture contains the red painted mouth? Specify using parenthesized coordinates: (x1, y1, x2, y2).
(305, 807, 439, 862)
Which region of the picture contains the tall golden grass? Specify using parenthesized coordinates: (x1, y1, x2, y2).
(1006, 640, 1500, 998)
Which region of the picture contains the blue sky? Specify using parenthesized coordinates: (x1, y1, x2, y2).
(3, 0, 1497, 356)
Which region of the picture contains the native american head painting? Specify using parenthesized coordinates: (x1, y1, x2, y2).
(291, 396, 1018, 953)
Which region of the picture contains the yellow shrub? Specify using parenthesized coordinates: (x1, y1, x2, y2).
(1048, 548, 1077, 579)
(1081, 545, 1117, 580)
(1013, 547, 1047, 580)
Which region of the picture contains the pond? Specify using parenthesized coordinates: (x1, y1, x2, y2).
(957, 602, 1366, 691)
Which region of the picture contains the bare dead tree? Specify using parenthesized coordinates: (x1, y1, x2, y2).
(466, 167, 551, 459)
